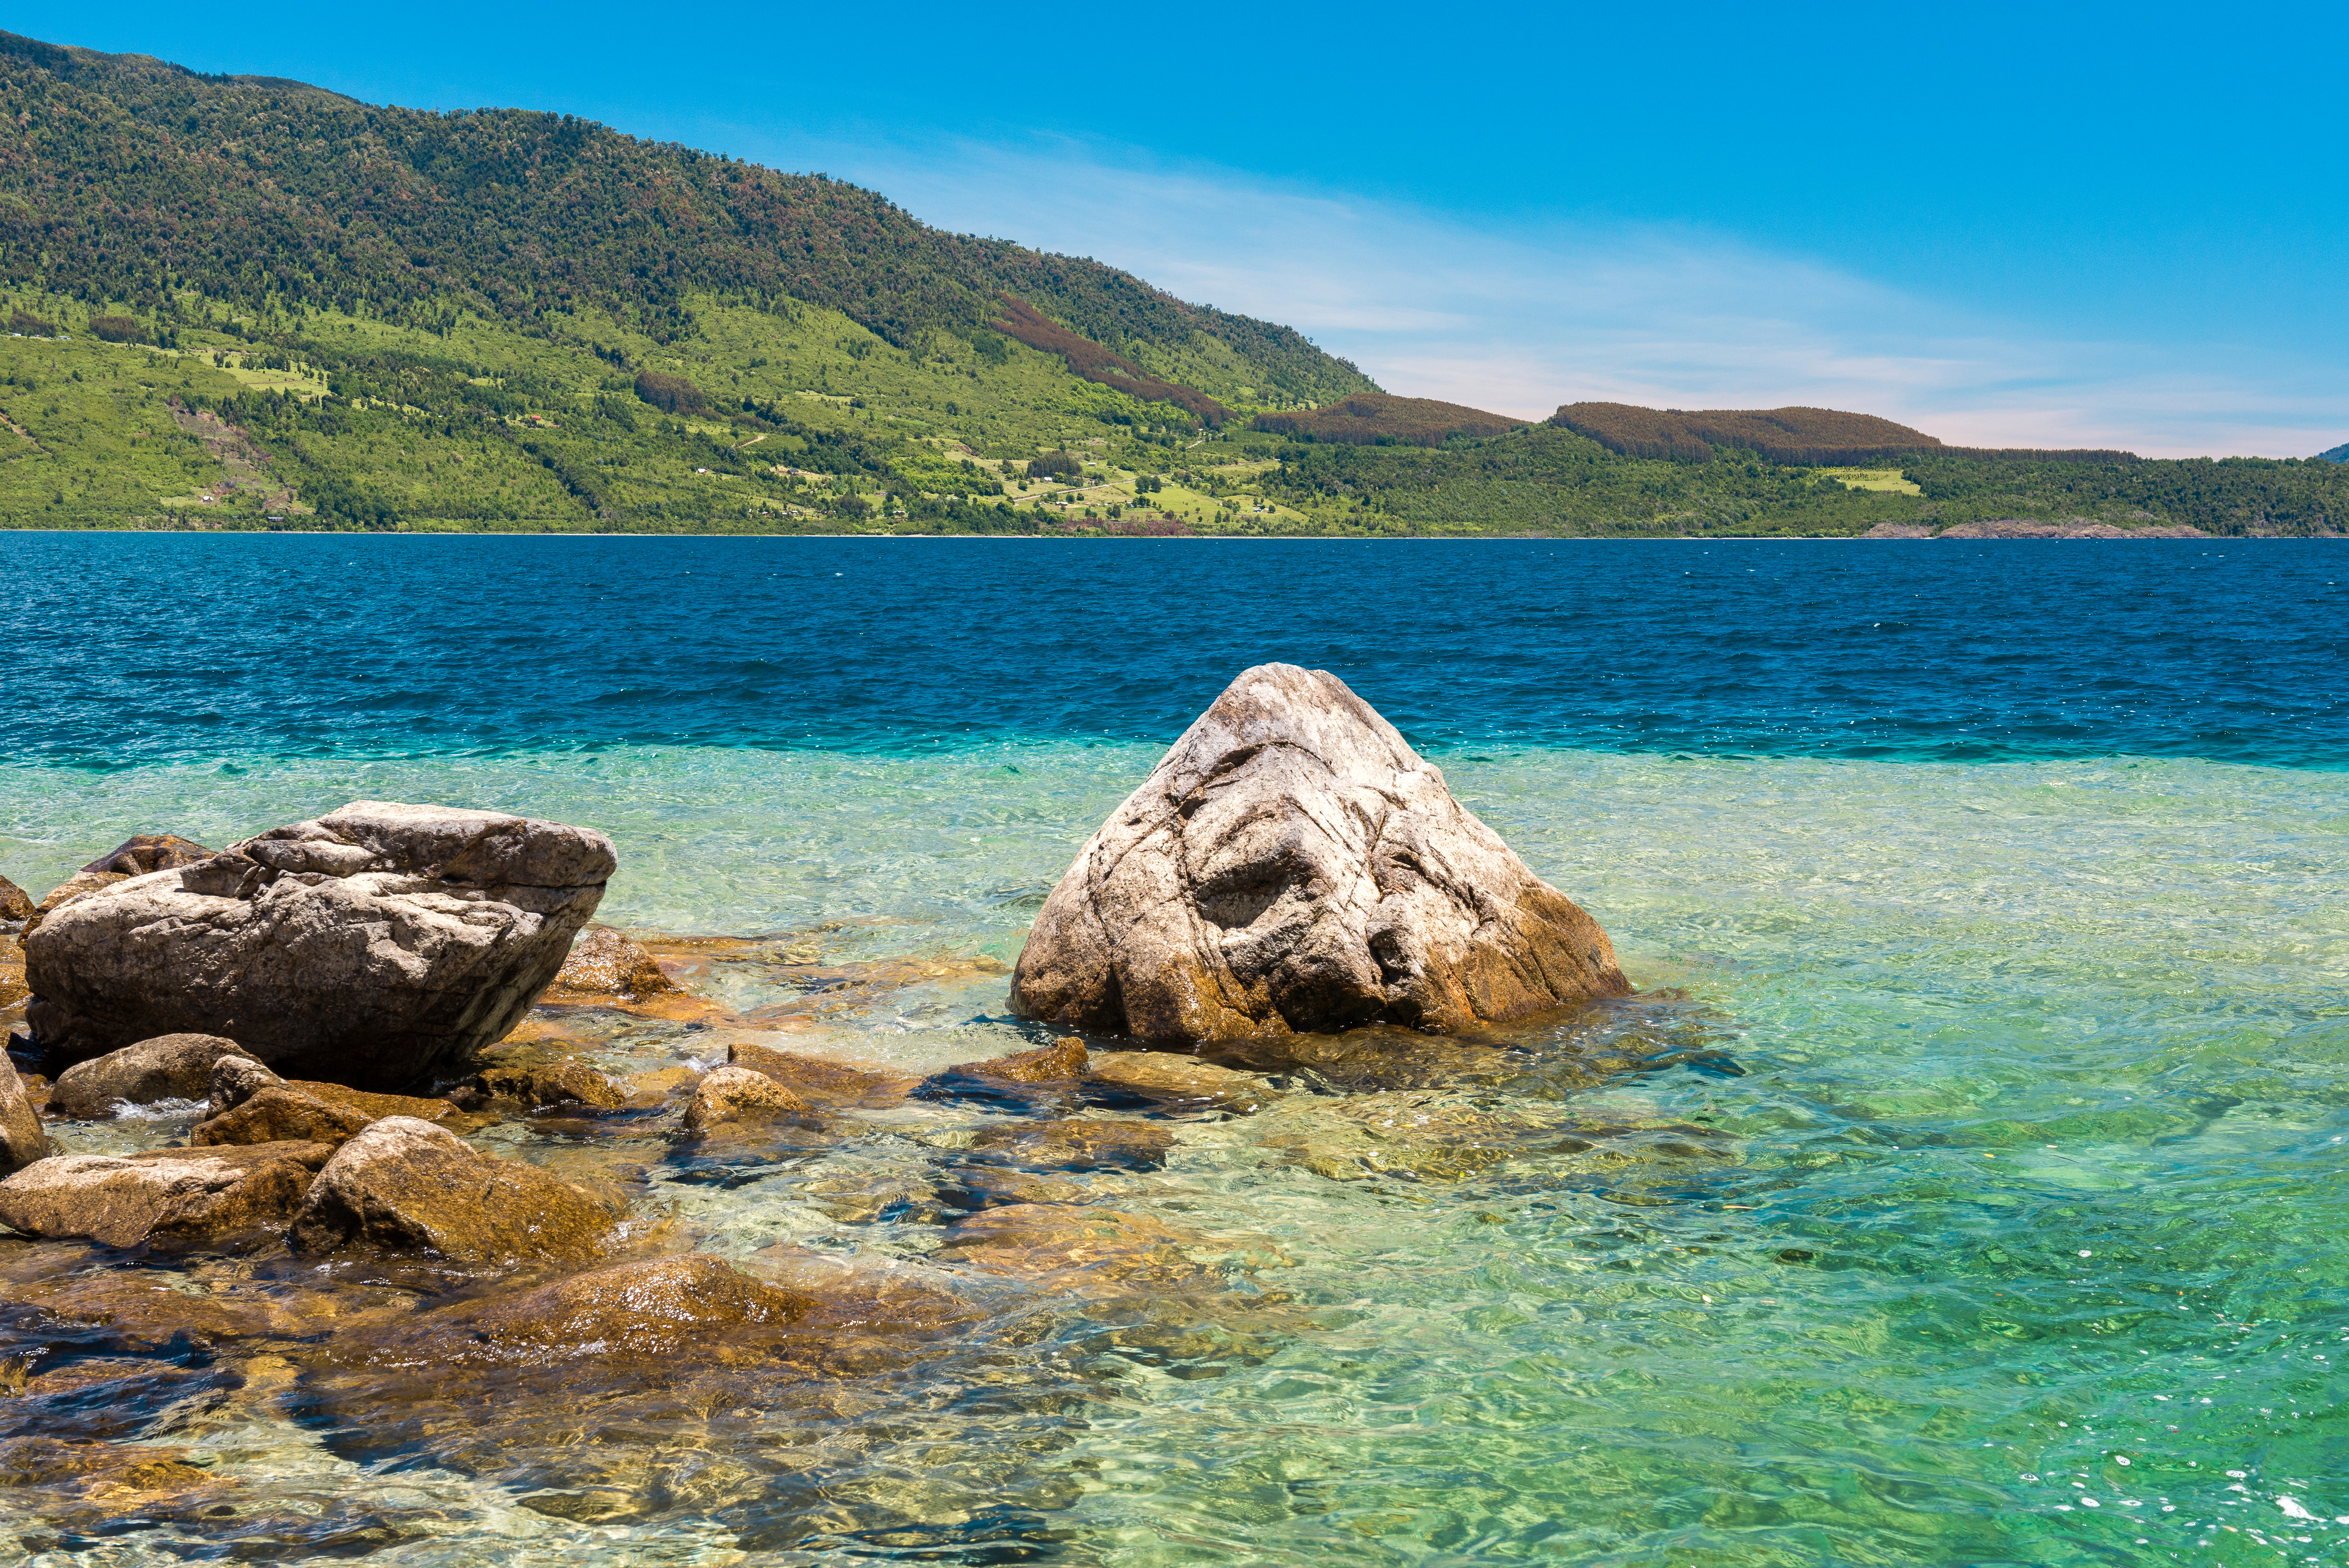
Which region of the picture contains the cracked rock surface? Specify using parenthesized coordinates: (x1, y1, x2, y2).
(24, 801, 615, 1089)
(1011, 663, 1628, 1041)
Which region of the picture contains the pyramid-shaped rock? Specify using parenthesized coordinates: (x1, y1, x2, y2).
(1010, 664, 1627, 1041)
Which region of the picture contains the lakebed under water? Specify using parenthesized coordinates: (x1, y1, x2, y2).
(0, 535, 2343, 1565)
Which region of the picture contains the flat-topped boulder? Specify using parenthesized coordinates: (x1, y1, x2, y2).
(0, 1141, 333, 1249)
(1010, 664, 1629, 1042)
(24, 802, 615, 1090)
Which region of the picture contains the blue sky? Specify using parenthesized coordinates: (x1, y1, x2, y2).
(14, 1, 2344, 456)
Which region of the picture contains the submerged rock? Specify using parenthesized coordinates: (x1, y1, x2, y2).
(356, 1255, 815, 1369)
(950, 1037, 1088, 1083)
(971, 1117, 1178, 1172)
(286, 1116, 618, 1265)
(24, 801, 615, 1088)
(48, 1033, 246, 1119)
(727, 1038, 915, 1105)
(0, 1054, 49, 1174)
(1010, 664, 1628, 1043)
(0, 1141, 332, 1248)
(1085, 1050, 1271, 1113)
(681, 1064, 809, 1130)
(465, 1059, 624, 1111)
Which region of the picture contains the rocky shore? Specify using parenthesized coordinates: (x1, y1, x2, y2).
(0, 675, 1735, 1552)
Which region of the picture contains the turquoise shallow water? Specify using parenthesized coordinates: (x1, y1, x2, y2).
(4, 744, 2345, 1564)
(1, 535, 2345, 1564)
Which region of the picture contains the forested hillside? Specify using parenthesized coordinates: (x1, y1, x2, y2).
(0, 31, 1370, 408)
(0, 28, 2341, 539)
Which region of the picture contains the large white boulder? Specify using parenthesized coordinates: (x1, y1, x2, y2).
(1010, 664, 1628, 1041)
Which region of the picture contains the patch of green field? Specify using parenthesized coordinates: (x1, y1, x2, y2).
(1818, 466, 1925, 495)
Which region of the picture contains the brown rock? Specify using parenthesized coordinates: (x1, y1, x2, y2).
(48, 1033, 246, 1119)
(970, 1117, 1178, 1171)
(286, 1116, 618, 1265)
(1086, 1050, 1271, 1112)
(471, 1059, 623, 1111)
(24, 801, 615, 1088)
(681, 1064, 809, 1130)
(0, 1141, 332, 1248)
(0, 1052, 49, 1174)
(550, 925, 677, 998)
(191, 1085, 376, 1147)
(0, 874, 32, 926)
(290, 1079, 466, 1121)
(1009, 664, 1628, 1041)
(728, 1038, 914, 1104)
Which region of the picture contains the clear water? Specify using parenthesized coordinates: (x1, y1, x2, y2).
(1, 535, 2344, 1565)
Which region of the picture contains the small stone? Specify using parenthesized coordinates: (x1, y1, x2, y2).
(0, 874, 33, 926)
(0, 1141, 334, 1248)
(203, 1054, 282, 1117)
(49, 1033, 247, 1119)
(681, 1065, 809, 1130)
(552, 926, 677, 997)
(286, 1116, 618, 1265)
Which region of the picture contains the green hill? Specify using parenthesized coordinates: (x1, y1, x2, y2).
(1, 29, 2343, 539)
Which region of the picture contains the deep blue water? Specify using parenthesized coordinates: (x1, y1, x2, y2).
(3, 532, 2343, 767)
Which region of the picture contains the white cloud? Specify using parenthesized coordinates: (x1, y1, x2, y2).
(722, 129, 2347, 459)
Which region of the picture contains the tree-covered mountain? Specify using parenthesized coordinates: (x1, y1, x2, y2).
(0, 30, 1370, 410)
(0, 29, 2341, 539)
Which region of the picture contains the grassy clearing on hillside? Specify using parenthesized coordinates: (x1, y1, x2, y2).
(1819, 467, 1925, 495)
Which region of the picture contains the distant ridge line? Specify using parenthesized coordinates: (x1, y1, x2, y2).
(1551, 401, 2137, 466)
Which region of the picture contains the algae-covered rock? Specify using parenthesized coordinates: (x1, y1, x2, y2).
(681, 1064, 808, 1130)
(25, 801, 615, 1088)
(0, 1141, 333, 1248)
(1011, 663, 1628, 1041)
(286, 1116, 618, 1265)
(49, 1033, 246, 1119)
(467, 1059, 624, 1111)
